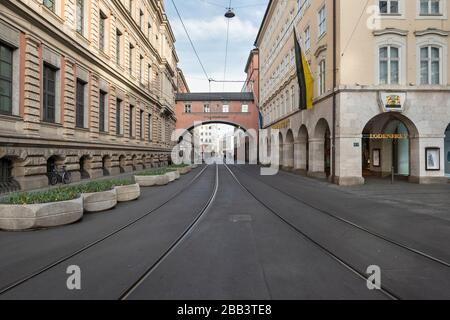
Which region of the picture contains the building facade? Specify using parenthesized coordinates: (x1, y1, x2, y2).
(243, 48, 260, 109)
(257, 0, 450, 185)
(0, 0, 180, 192)
(175, 92, 258, 134)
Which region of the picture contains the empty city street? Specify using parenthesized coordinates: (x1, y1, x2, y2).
(0, 165, 449, 300)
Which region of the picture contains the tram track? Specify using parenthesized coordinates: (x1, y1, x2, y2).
(224, 164, 402, 300)
(119, 164, 219, 300)
(230, 165, 450, 269)
(0, 165, 210, 297)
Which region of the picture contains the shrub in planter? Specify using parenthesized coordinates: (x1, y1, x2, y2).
(0, 188, 83, 231)
(165, 169, 180, 182)
(170, 164, 192, 175)
(111, 178, 140, 202)
(135, 169, 170, 187)
(77, 181, 118, 213)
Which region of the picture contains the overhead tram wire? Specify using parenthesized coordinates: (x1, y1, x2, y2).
(170, 0, 211, 83)
(223, 0, 232, 91)
(341, 0, 370, 57)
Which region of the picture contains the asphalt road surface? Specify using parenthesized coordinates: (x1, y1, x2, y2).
(0, 165, 449, 300)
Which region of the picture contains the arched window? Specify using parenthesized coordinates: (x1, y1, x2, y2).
(318, 59, 326, 95)
(291, 86, 295, 110)
(285, 91, 290, 113)
(379, 46, 400, 84)
(420, 45, 441, 85)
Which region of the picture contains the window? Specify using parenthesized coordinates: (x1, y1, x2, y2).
(304, 26, 311, 51)
(43, 0, 56, 12)
(241, 104, 249, 113)
(420, 46, 441, 84)
(140, 109, 144, 139)
(129, 44, 134, 75)
(204, 104, 210, 113)
(184, 104, 191, 113)
(76, 79, 86, 128)
(148, 23, 152, 39)
(148, 64, 152, 88)
(76, 0, 85, 35)
(139, 55, 143, 83)
(318, 60, 326, 95)
(43, 64, 56, 123)
(99, 11, 107, 52)
(116, 98, 122, 135)
(139, 10, 144, 29)
(223, 104, 229, 113)
(379, 0, 399, 14)
(129, 0, 133, 13)
(148, 114, 152, 141)
(99, 90, 107, 132)
(318, 6, 326, 37)
(0, 43, 13, 115)
(420, 0, 442, 15)
(379, 46, 399, 84)
(129, 105, 134, 137)
(291, 86, 295, 110)
(116, 30, 122, 65)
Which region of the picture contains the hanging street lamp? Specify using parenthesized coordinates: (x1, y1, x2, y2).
(224, 8, 235, 18)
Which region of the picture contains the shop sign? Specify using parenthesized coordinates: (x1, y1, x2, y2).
(271, 119, 290, 130)
(364, 133, 408, 139)
(379, 92, 406, 112)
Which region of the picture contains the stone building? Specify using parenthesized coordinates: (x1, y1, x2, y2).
(0, 0, 180, 193)
(256, 0, 450, 185)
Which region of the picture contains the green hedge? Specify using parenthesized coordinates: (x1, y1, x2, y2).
(135, 168, 168, 176)
(169, 163, 190, 168)
(3, 178, 134, 205)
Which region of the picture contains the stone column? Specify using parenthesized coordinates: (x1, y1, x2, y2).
(410, 135, 447, 184)
(13, 156, 48, 191)
(308, 138, 326, 178)
(282, 143, 294, 170)
(334, 136, 365, 185)
(22, 36, 41, 136)
(294, 140, 308, 174)
(110, 155, 121, 176)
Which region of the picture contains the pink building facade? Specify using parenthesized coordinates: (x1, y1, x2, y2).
(175, 93, 258, 133)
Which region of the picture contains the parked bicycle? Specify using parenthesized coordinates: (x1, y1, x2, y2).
(48, 165, 72, 186)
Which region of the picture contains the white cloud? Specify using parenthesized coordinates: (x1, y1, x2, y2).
(172, 15, 259, 43)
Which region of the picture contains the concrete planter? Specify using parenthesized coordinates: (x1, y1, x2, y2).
(165, 171, 180, 182)
(115, 183, 140, 202)
(135, 174, 170, 187)
(82, 189, 117, 213)
(191, 164, 198, 169)
(0, 197, 83, 231)
(177, 166, 192, 175)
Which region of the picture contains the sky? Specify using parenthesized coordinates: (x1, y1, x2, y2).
(165, 0, 269, 93)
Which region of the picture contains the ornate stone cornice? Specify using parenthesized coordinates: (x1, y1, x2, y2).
(414, 28, 449, 37)
(373, 28, 409, 37)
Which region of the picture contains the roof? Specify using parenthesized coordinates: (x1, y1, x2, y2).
(244, 48, 259, 73)
(254, 0, 274, 46)
(176, 92, 254, 102)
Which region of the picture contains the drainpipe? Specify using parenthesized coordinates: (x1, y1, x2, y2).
(332, 0, 337, 184)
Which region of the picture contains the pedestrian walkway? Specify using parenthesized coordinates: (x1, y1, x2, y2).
(337, 177, 450, 221)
